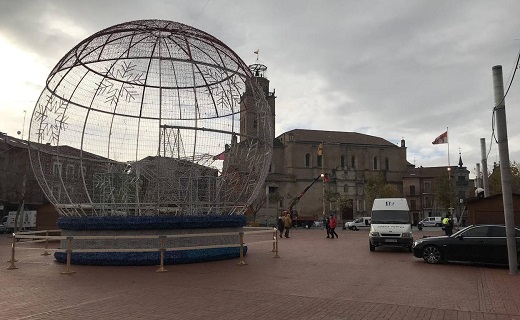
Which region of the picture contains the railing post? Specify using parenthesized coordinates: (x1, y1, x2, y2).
(60, 237, 75, 275)
(6, 233, 18, 270)
(41, 230, 51, 256)
(237, 232, 247, 266)
(156, 236, 168, 273)
(273, 229, 281, 259)
(271, 228, 276, 252)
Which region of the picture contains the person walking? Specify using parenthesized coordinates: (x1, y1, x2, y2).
(277, 214, 285, 238)
(329, 214, 338, 239)
(325, 217, 331, 238)
(284, 212, 292, 238)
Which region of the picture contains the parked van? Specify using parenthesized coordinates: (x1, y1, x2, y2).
(419, 216, 458, 228)
(345, 217, 371, 230)
(369, 198, 413, 252)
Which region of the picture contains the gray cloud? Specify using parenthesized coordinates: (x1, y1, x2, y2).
(1, 0, 520, 177)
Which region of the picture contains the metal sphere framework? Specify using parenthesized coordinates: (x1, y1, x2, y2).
(28, 19, 273, 217)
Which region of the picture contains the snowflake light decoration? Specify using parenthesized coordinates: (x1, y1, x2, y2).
(28, 19, 273, 217)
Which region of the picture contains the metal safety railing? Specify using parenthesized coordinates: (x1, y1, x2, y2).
(6, 227, 282, 275)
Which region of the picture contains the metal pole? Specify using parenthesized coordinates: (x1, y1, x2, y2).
(273, 229, 281, 258)
(492, 65, 518, 275)
(480, 138, 490, 197)
(41, 230, 51, 256)
(475, 163, 481, 189)
(60, 237, 75, 275)
(266, 185, 270, 227)
(271, 228, 276, 252)
(237, 232, 247, 266)
(6, 234, 18, 270)
(156, 236, 168, 272)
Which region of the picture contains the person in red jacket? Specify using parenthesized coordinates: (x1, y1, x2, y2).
(329, 214, 338, 239)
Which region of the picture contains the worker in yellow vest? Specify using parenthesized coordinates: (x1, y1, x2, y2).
(442, 215, 453, 236)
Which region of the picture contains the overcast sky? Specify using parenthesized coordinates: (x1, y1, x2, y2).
(1, 0, 520, 179)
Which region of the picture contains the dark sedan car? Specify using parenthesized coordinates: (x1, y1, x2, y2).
(412, 224, 520, 265)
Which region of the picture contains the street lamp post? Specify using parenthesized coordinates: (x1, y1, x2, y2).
(321, 173, 325, 218)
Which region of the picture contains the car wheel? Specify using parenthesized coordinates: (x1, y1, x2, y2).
(422, 245, 442, 264)
(353, 226, 358, 231)
(435, 223, 441, 227)
(369, 241, 375, 252)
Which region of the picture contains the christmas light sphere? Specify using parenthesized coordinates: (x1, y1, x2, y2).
(28, 19, 273, 218)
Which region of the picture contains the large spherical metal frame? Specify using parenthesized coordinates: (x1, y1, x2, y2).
(28, 19, 273, 218)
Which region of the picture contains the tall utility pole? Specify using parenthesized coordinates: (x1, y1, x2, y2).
(492, 65, 518, 275)
(318, 143, 325, 218)
(480, 138, 490, 197)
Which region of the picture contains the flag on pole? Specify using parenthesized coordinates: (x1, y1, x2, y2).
(213, 151, 226, 160)
(432, 131, 448, 144)
(317, 143, 323, 156)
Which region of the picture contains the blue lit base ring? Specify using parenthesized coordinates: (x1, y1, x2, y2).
(54, 246, 247, 266)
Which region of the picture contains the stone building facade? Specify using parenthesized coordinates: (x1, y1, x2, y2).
(247, 64, 472, 227)
(255, 129, 410, 226)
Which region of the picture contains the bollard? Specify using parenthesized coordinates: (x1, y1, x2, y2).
(237, 232, 247, 266)
(156, 236, 168, 273)
(271, 228, 276, 252)
(60, 237, 75, 275)
(273, 230, 281, 259)
(41, 231, 51, 256)
(6, 234, 18, 270)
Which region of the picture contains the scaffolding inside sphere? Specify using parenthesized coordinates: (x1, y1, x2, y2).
(28, 19, 273, 218)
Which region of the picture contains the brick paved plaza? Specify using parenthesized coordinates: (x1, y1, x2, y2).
(1, 228, 519, 320)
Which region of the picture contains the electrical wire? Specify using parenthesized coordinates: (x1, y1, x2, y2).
(486, 48, 520, 160)
(193, 0, 210, 24)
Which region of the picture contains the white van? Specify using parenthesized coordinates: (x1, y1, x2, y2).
(418, 217, 442, 227)
(345, 217, 371, 230)
(369, 198, 413, 252)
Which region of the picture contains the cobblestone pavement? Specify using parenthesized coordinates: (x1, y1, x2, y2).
(0, 227, 519, 320)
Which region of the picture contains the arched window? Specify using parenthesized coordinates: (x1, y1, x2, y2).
(373, 156, 379, 170)
(317, 155, 323, 167)
(340, 155, 345, 169)
(305, 153, 311, 168)
(385, 158, 389, 170)
(351, 155, 356, 169)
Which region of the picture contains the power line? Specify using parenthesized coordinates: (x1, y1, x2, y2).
(487, 48, 520, 159)
(193, 0, 210, 24)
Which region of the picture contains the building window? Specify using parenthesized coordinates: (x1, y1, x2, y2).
(351, 155, 356, 169)
(424, 181, 431, 193)
(385, 158, 389, 170)
(425, 196, 432, 208)
(410, 185, 415, 196)
(305, 153, 310, 168)
(51, 185, 61, 200)
(53, 162, 62, 177)
(317, 155, 322, 167)
(410, 200, 417, 210)
(340, 155, 345, 169)
(66, 164, 75, 179)
(373, 157, 379, 170)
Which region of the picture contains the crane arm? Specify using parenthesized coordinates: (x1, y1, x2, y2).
(288, 175, 322, 211)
